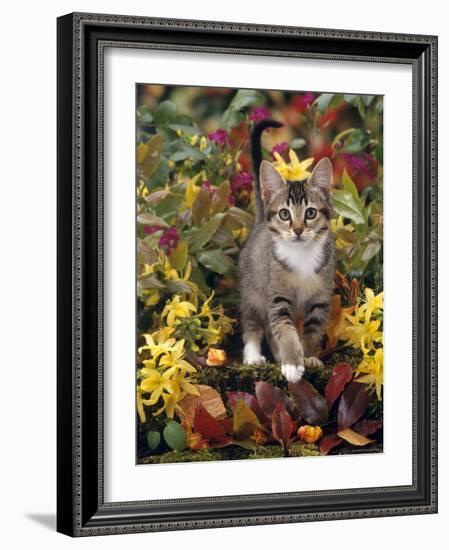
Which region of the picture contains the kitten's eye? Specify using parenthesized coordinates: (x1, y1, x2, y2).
(279, 208, 291, 221)
(305, 207, 317, 220)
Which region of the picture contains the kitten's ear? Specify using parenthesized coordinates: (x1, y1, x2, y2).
(310, 157, 333, 198)
(259, 160, 285, 203)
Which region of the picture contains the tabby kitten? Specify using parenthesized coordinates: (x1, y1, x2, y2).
(238, 120, 336, 383)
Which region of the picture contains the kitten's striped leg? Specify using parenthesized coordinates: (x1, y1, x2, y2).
(303, 302, 330, 368)
(268, 296, 304, 383)
(242, 317, 266, 365)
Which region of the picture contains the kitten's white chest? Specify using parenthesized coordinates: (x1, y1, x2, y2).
(274, 239, 325, 311)
(275, 239, 324, 279)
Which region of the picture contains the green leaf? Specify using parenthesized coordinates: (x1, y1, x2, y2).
(137, 105, 154, 125)
(340, 129, 371, 153)
(141, 134, 164, 178)
(153, 100, 177, 126)
(221, 109, 244, 131)
(168, 240, 188, 271)
(139, 275, 166, 290)
(361, 241, 381, 263)
(289, 138, 306, 149)
(222, 207, 254, 230)
(228, 89, 265, 111)
(168, 123, 201, 135)
(170, 140, 205, 163)
(166, 280, 192, 294)
(137, 212, 168, 227)
(146, 157, 169, 190)
(196, 248, 235, 274)
(163, 421, 187, 451)
(189, 214, 225, 252)
(341, 168, 359, 198)
(146, 431, 161, 450)
(333, 189, 365, 225)
(313, 93, 334, 111)
(153, 193, 184, 221)
(210, 182, 231, 214)
(192, 187, 211, 225)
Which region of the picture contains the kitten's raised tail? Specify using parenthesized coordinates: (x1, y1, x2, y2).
(251, 119, 283, 224)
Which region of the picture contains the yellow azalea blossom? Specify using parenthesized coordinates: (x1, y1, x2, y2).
(139, 366, 180, 406)
(159, 348, 197, 373)
(142, 289, 160, 307)
(154, 392, 178, 418)
(162, 295, 197, 327)
(138, 327, 178, 359)
(136, 391, 146, 423)
(273, 149, 314, 181)
(182, 173, 204, 209)
(345, 316, 382, 352)
(355, 347, 383, 401)
(199, 292, 214, 322)
(357, 288, 384, 322)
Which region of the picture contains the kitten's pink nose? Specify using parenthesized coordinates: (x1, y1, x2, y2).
(293, 227, 304, 237)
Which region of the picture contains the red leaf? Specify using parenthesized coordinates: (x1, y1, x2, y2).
(193, 404, 228, 442)
(271, 403, 294, 453)
(227, 391, 268, 423)
(338, 381, 371, 431)
(319, 434, 343, 455)
(288, 378, 328, 425)
(324, 363, 353, 409)
(255, 381, 298, 420)
(352, 419, 382, 436)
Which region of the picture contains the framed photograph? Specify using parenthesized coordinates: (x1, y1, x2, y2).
(57, 12, 438, 536)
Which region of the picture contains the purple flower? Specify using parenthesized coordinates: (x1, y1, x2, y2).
(159, 226, 180, 256)
(270, 142, 289, 158)
(341, 152, 377, 180)
(231, 171, 253, 194)
(144, 225, 163, 235)
(208, 128, 230, 146)
(249, 106, 272, 122)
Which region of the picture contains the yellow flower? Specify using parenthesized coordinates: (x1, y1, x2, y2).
(182, 173, 204, 209)
(159, 348, 197, 373)
(162, 295, 197, 327)
(142, 289, 160, 307)
(331, 216, 355, 250)
(140, 366, 180, 406)
(355, 347, 383, 400)
(136, 391, 146, 423)
(345, 316, 382, 352)
(199, 136, 208, 151)
(273, 150, 314, 181)
(358, 288, 384, 322)
(138, 327, 177, 359)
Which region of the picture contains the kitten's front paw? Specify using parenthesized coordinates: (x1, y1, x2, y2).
(281, 363, 305, 383)
(305, 356, 323, 369)
(243, 352, 266, 366)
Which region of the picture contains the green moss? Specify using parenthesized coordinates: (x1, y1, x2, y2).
(138, 441, 320, 464)
(196, 347, 362, 397)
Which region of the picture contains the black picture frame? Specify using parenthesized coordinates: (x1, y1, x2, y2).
(57, 12, 438, 537)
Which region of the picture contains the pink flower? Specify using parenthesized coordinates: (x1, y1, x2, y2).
(291, 92, 315, 113)
(143, 225, 163, 235)
(159, 227, 180, 256)
(270, 142, 289, 158)
(249, 106, 272, 122)
(341, 153, 377, 180)
(208, 129, 230, 146)
(231, 171, 253, 194)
